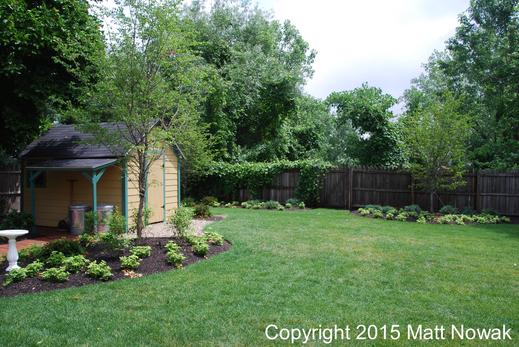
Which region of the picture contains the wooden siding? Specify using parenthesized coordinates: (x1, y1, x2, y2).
(127, 148, 178, 225)
(23, 166, 122, 227)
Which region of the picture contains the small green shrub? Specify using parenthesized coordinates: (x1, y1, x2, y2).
(277, 205, 285, 211)
(0, 210, 34, 230)
(63, 255, 89, 273)
(185, 234, 204, 246)
(385, 212, 394, 220)
(395, 213, 408, 222)
(84, 211, 97, 234)
(193, 204, 211, 218)
(19, 244, 46, 262)
(79, 232, 99, 248)
(357, 208, 370, 216)
(166, 251, 186, 268)
(3, 268, 27, 286)
(41, 267, 69, 282)
(460, 207, 477, 215)
(439, 205, 458, 215)
(204, 231, 224, 245)
(286, 198, 301, 206)
(120, 255, 141, 270)
(86, 260, 113, 281)
(170, 207, 194, 236)
(45, 239, 84, 256)
(285, 202, 292, 209)
(372, 210, 384, 219)
(364, 204, 382, 211)
(181, 197, 196, 207)
(108, 208, 126, 235)
(403, 204, 421, 214)
(416, 216, 427, 224)
(130, 245, 152, 258)
(381, 205, 395, 213)
(481, 208, 498, 216)
(201, 196, 220, 207)
(46, 251, 66, 267)
(263, 200, 281, 210)
(100, 231, 130, 252)
(192, 241, 209, 256)
(165, 240, 181, 253)
(298, 202, 306, 209)
(25, 260, 44, 277)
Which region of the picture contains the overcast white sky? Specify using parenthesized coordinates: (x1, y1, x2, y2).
(256, 0, 470, 100)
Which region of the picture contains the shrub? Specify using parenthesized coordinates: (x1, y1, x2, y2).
(108, 208, 126, 235)
(86, 260, 113, 281)
(170, 207, 194, 236)
(372, 211, 384, 219)
(204, 231, 224, 245)
(182, 197, 196, 207)
(185, 234, 204, 246)
(166, 251, 186, 268)
(0, 210, 34, 230)
(364, 204, 382, 211)
(165, 240, 181, 253)
(277, 205, 285, 211)
(46, 251, 66, 267)
(381, 205, 395, 214)
(19, 244, 46, 263)
(45, 239, 84, 256)
(460, 206, 477, 216)
(201, 196, 219, 207)
(395, 213, 408, 222)
(79, 233, 99, 248)
(25, 260, 44, 277)
(263, 200, 281, 210)
(100, 230, 130, 252)
(120, 255, 141, 270)
(285, 202, 292, 209)
(403, 204, 421, 214)
(192, 241, 209, 256)
(63, 255, 89, 273)
(385, 212, 394, 220)
(41, 267, 69, 282)
(298, 202, 306, 209)
(130, 245, 152, 258)
(193, 204, 211, 218)
(439, 205, 458, 215)
(286, 198, 301, 206)
(481, 208, 498, 216)
(84, 211, 97, 234)
(3, 268, 27, 286)
(416, 216, 427, 224)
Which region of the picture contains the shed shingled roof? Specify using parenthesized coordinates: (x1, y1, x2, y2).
(20, 123, 128, 159)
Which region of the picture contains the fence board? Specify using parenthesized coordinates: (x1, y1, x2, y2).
(0, 164, 21, 214)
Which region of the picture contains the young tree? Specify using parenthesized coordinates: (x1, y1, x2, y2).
(82, 0, 211, 237)
(401, 94, 472, 212)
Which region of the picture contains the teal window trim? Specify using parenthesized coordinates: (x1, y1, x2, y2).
(162, 153, 166, 222)
(82, 168, 107, 228)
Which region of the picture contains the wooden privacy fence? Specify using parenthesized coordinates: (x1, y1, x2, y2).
(0, 163, 21, 215)
(235, 168, 519, 216)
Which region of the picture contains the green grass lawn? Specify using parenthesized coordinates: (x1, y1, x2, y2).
(0, 208, 518, 346)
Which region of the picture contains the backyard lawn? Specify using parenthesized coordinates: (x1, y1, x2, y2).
(0, 208, 517, 346)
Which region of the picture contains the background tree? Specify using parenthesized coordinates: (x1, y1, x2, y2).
(0, 0, 104, 157)
(81, 0, 211, 237)
(326, 84, 405, 167)
(400, 94, 472, 212)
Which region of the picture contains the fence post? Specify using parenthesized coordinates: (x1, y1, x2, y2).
(348, 167, 353, 210)
(410, 175, 415, 205)
(475, 170, 480, 211)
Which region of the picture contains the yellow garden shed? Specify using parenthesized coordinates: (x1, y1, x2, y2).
(20, 123, 183, 235)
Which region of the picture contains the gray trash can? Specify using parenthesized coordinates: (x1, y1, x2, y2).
(97, 204, 114, 232)
(69, 204, 90, 235)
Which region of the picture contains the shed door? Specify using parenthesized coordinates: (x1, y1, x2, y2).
(147, 156, 164, 223)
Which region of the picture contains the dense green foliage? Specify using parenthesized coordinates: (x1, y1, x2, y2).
(0, 0, 104, 156)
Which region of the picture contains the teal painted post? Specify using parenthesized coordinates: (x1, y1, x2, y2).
(29, 170, 42, 236)
(162, 153, 166, 222)
(122, 162, 128, 231)
(177, 158, 181, 207)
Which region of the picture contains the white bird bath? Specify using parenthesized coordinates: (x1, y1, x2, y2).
(0, 230, 29, 271)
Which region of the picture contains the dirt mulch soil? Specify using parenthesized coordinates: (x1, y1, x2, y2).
(0, 237, 231, 297)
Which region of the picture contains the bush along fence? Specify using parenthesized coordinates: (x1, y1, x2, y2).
(191, 164, 519, 216)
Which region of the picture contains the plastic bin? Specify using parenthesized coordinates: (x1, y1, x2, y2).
(97, 204, 114, 232)
(69, 204, 90, 235)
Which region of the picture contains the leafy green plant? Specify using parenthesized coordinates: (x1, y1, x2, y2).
(45, 239, 84, 256)
(385, 213, 395, 220)
(63, 255, 89, 273)
(100, 230, 130, 252)
(201, 196, 220, 207)
(403, 204, 421, 214)
(130, 245, 152, 258)
(481, 208, 498, 216)
(372, 211, 384, 219)
(184, 234, 204, 246)
(3, 268, 27, 286)
(395, 213, 408, 222)
(285, 202, 292, 209)
(86, 261, 113, 281)
(381, 206, 396, 214)
(84, 211, 97, 234)
(165, 241, 181, 253)
(263, 200, 281, 210)
(108, 208, 126, 235)
(19, 244, 46, 263)
(298, 202, 305, 209)
(192, 241, 209, 256)
(181, 197, 196, 207)
(204, 231, 224, 245)
(0, 210, 34, 230)
(439, 205, 458, 215)
(364, 204, 383, 211)
(277, 205, 285, 211)
(193, 204, 211, 218)
(460, 207, 477, 216)
(25, 260, 44, 277)
(120, 255, 141, 270)
(41, 267, 69, 282)
(166, 250, 186, 268)
(46, 251, 66, 267)
(169, 207, 194, 237)
(286, 198, 301, 206)
(79, 232, 99, 248)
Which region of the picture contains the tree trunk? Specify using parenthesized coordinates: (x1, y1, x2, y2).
(430, 191, 435, 213)
(136, 152, 147, 239)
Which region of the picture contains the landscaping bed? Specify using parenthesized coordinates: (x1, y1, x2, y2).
(0, 237, 230, 297)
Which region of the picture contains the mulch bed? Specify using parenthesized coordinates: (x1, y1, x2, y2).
(0, 237, 231, 297)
